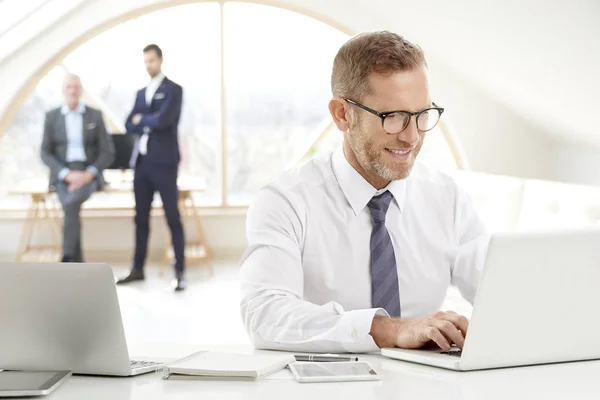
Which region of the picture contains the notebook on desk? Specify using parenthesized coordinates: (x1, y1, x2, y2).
(160, 351, 296, 380)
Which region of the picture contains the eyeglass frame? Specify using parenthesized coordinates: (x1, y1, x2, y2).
(342, 97, 445, 134)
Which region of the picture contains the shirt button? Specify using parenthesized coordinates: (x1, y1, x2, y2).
(351, 329, 358, 338)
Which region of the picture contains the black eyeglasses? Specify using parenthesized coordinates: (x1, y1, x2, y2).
(343, 97, 444, 134)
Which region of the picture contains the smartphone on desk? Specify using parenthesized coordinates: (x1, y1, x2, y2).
(289, 361, 380, 383)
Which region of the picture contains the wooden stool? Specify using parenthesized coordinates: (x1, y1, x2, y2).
(15, 191, 63, 262)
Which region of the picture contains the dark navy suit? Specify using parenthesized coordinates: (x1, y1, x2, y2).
(125, 76, 185, 276)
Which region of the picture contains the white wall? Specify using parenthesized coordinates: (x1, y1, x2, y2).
(0, 213, 248, 263)
(430, 61, 557, 181)
(551, 140, 600, 187)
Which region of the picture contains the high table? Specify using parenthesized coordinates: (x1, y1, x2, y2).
(9, 177, 211, 268)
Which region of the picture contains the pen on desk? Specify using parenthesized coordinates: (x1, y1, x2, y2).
(294, 354, 359, 362)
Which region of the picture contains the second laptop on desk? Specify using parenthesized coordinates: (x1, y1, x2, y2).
(0, 262, 165, 376)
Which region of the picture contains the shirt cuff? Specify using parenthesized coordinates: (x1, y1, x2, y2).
(87, 166, 99, 177)
(58, 168, 70, 181)
(337, 307, 390, 353)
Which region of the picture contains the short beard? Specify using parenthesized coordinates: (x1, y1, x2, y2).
(349, 114, 421, 181)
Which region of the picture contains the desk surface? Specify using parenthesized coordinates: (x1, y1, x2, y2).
(103, 175, 206, 193)
(8, 176, 207, 196)
(45, 344, 600, 400)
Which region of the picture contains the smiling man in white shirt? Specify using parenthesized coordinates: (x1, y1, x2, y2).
(240, 31, 490, 353)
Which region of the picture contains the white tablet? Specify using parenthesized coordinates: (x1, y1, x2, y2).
(0, 370, 72, 397)
(289, 361, 381, 383)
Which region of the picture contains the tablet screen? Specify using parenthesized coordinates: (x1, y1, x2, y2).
(0, 371, 62, 391)
(292, 362, 377, 377)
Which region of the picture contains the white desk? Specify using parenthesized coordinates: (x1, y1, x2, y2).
(45, 344, 600, 400)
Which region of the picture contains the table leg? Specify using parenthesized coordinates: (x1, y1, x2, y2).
(43, 194, 62, 259)
(15, 195, 38, 262)
(187, 194, 212, 260)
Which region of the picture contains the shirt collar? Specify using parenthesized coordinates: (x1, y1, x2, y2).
(332, 145, 407, 216)
(61, 102, 85, 115)
(149, 71, 165, 87)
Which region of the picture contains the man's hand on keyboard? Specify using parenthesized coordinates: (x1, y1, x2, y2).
(370, 311, 469, 351)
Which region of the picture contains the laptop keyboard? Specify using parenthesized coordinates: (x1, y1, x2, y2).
(439, 350, 462, 357)
(130, 360, 161, 369)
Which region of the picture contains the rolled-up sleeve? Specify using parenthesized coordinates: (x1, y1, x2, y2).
(240, 185, 386, 353)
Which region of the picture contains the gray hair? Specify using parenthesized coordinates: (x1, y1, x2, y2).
(63, 73, 81, 85)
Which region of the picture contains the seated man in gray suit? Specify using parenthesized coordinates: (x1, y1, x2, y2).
(41, 73, 115, 262)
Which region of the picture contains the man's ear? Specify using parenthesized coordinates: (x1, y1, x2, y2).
(329, 98, 350, 132)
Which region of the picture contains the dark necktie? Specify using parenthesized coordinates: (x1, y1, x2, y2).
(367, 191, 401, 317)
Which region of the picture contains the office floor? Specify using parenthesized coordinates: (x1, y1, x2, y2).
(110, 258, 473, 350)
(110, 259, 250, 349)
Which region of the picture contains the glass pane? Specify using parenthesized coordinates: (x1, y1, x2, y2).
(0, 3, 221, 207)
(416, 109, 440, 131)
(418, 126, 459, 172)
(0, 65, 65, 208)
(308, 121, 343, 160)
(224, 2, 348, 205)
(64, 3, 221, 206)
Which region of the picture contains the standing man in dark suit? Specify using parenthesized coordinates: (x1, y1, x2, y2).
(116, 44, 186, 291)
(41, 73, 115, 263)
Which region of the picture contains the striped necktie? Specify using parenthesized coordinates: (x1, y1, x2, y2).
(367, 190, 401, 317)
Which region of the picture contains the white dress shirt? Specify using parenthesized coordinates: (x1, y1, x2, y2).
(62, 103, 86, 162)
(240, 146, 490, 353)
(139, 71, 165, 155)
(58, 103, 98, 180)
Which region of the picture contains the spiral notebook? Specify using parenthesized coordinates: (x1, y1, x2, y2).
(160, 351, 296, 380)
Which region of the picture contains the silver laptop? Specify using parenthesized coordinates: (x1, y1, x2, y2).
(381, 228, 600, 371)
(0, 262, 163, 376)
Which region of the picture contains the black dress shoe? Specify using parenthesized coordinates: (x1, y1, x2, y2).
(116, 269, 145, 285)
(172, 277, 186, 291)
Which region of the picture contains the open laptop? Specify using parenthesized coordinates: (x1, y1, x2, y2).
(381, 228, 600, 371)
(0, 262, 163, 376)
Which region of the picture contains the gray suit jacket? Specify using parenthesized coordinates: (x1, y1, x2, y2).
(40, 106, 115, 189)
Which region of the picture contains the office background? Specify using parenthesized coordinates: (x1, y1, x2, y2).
(0, 0, 599, 340)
